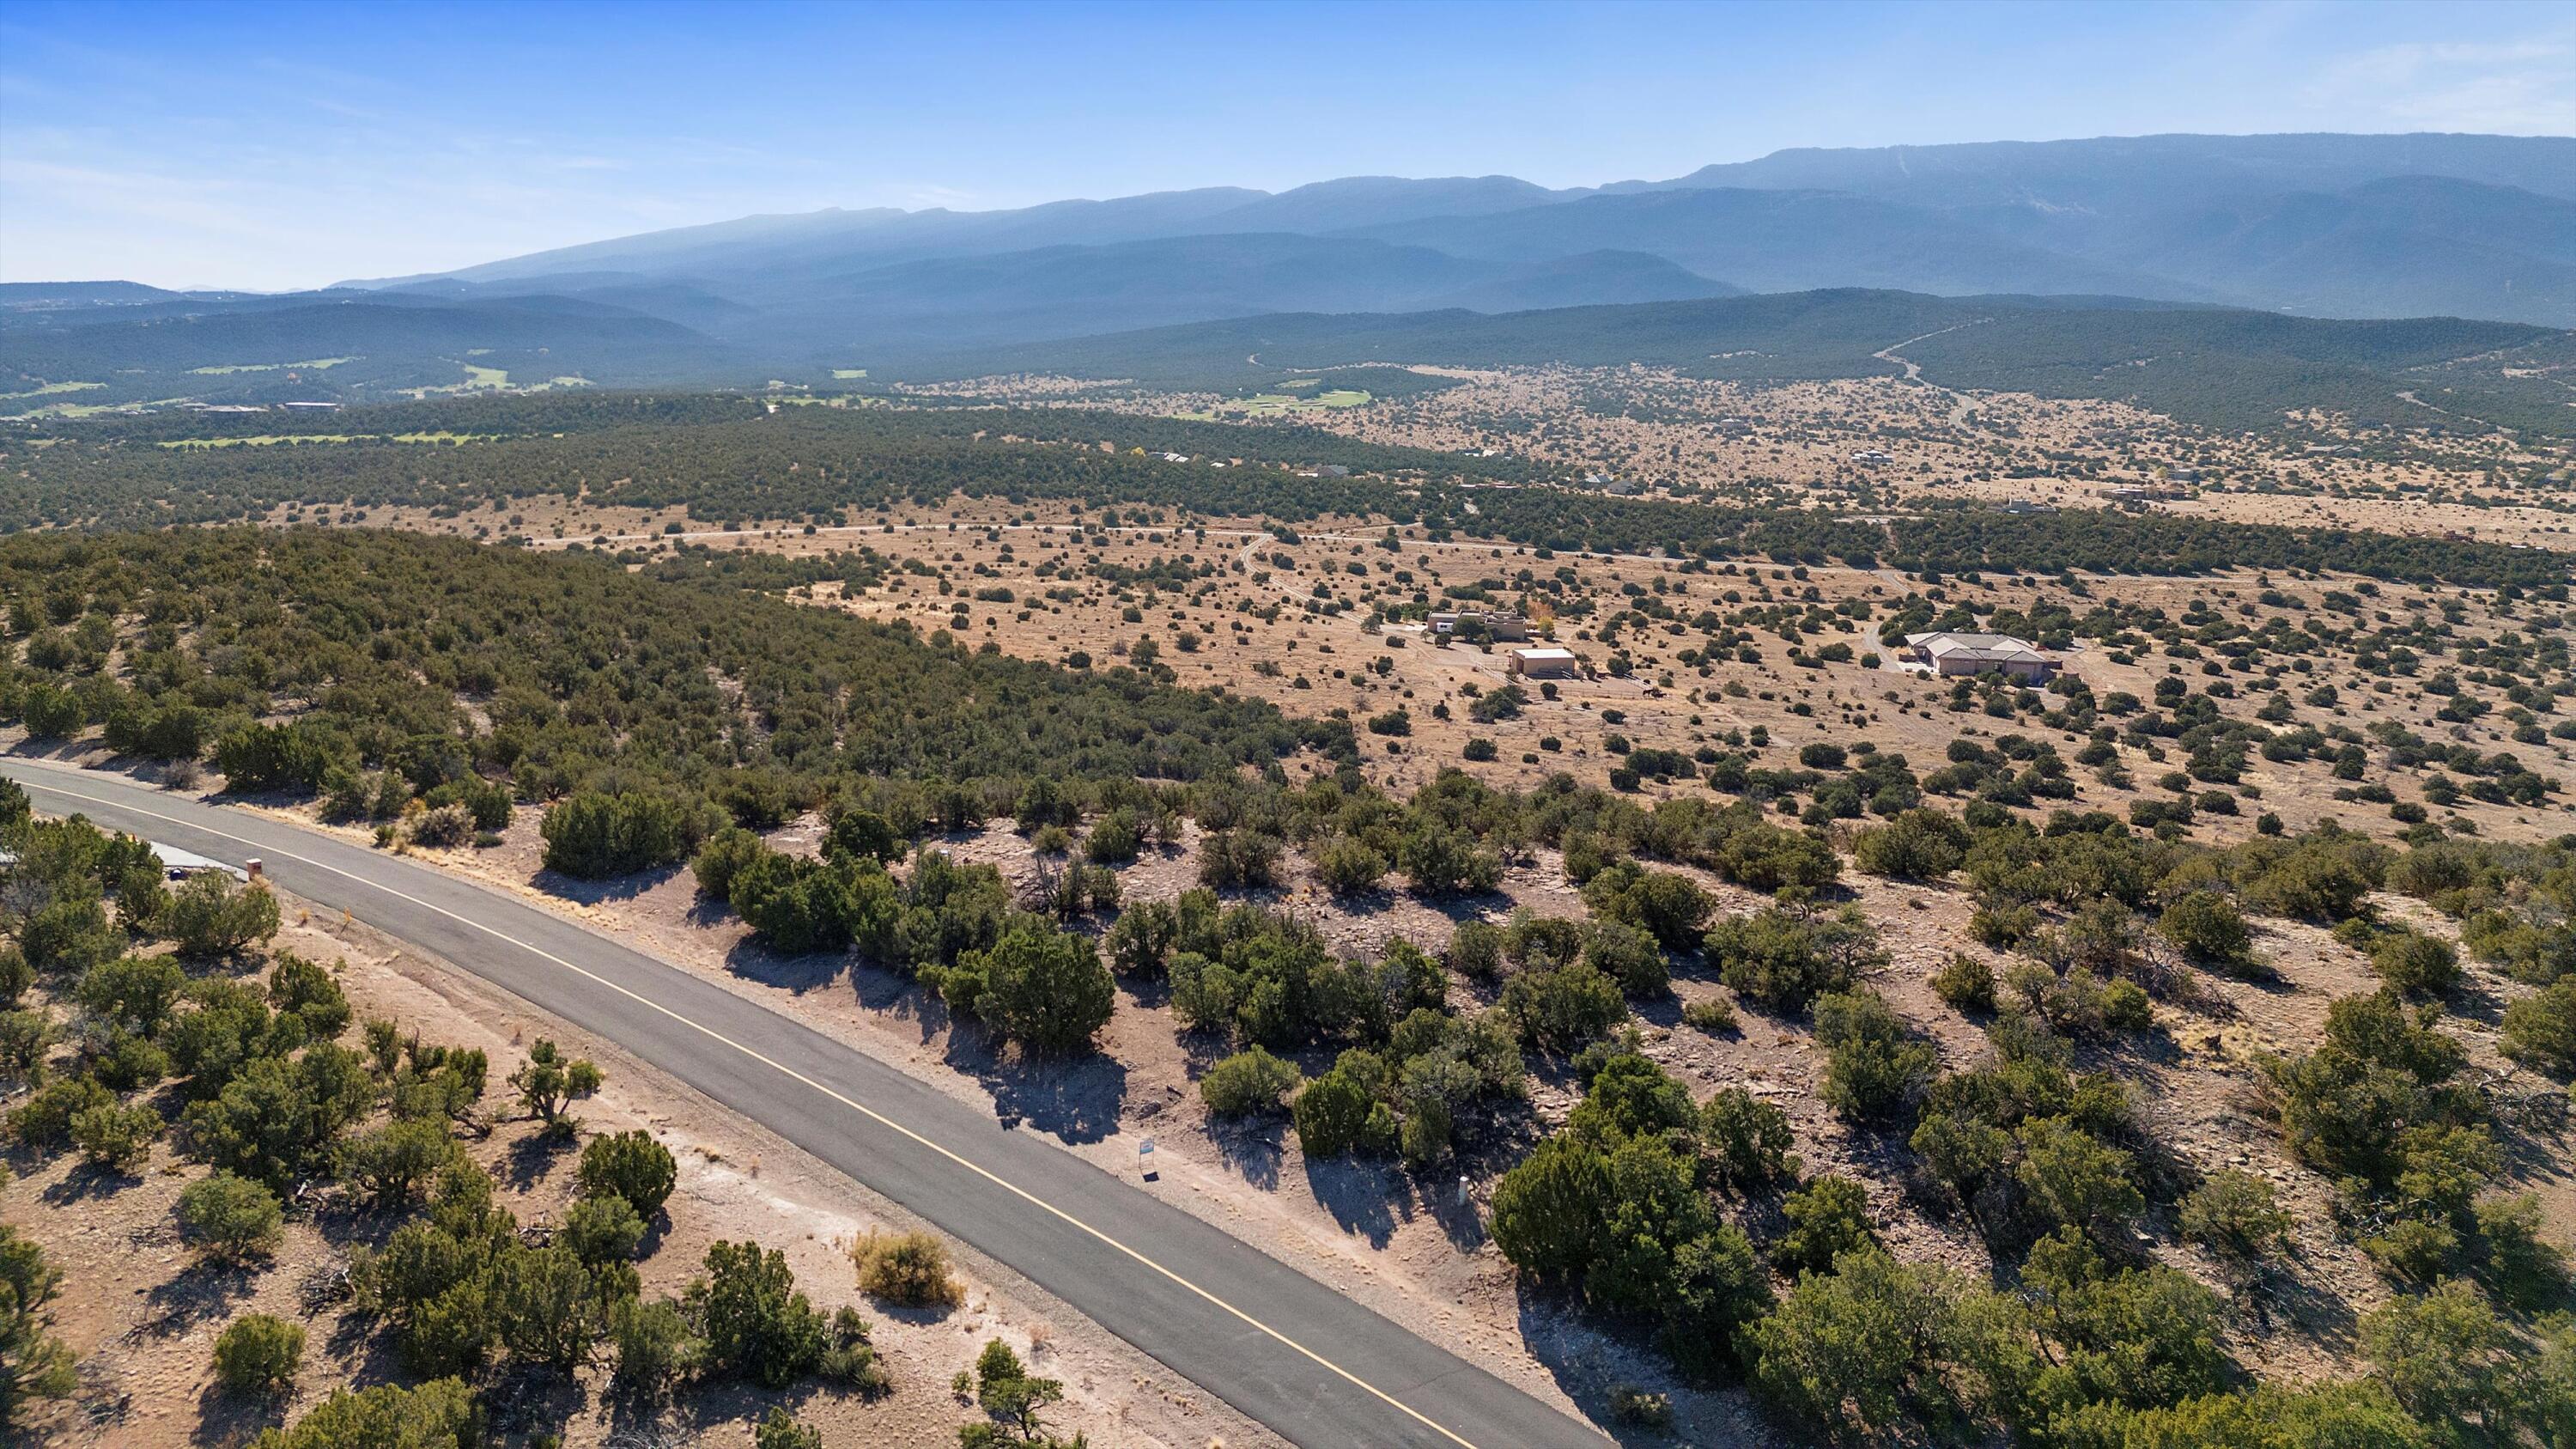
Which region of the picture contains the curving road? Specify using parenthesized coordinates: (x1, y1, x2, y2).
(1, 757, 1604, 1449)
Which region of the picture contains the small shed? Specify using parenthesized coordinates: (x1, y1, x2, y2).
(1509, 647, 1578, 679)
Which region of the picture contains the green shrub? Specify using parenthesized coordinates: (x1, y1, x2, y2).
(163, 876, 280, 959)
(1851, 808, 1970, 880)
(609, 1296, 699, 1396)
(1580, 919, 1669, 998)
(87, 1029, 170, 1091)
(562, 1193, 647, 1265)
(940, 924, 1115, 1056)
(508, 1039, 602, 1134)
(337, 1118, 459, 1209)
(70, 1101, 163, 1170)
(683, 1239, 830, 1389)
(2360, 1277, 2509, 1428)
(1396, 821, 1500, 897)
(1498, 961, 1627, 1052)
(1490, 1129, 1773, 1378)
(179, 1171, 283, 1260)
(1313, 835, 1388, 895)
(408, 804, 474, 849)
(1445, 919, 1504, 980)
(1292, 1062, 1397, 1159)
(210, 720, 347, 795)
(21, 684, 85, 740)
(249, 1378, 476, 1449)
(2014, 1117, 2145, 1243)
(1748, 1248, 1950, 1438)
(1199, 1046, 1302, 1117)
(2100, 977, 2154, 1032)
(1708, 901, 1884, 1014)
(212, 1313, 304, 1396)
(0, 1010, 52, 1085)
(1608, 1385, 1673, 1428)
(2178, 1169, 2292, 1266)
(1581, 862, 1714, 952)
(968, 1336, 1067, 1443)
(266, 953, 351, 1039)
(2158, 891, 2254, 970)
(1681, 996, 1737, 1033)
(1083, 810, 1139, 865)
(2372, 932, 2461, 998)
(1197, 829, 1284, 888)
(1930, 953, 1996, 1014)
(1814, 990, 1933, 1122)
(2474, 1193, 2570, 1312)
(0, 1224, 76, 1422)
(2500, 980, 2576, 1076)
(72, 954, 186, 1036)
(690, 825, 766, 901)
(577, 1129, 678, 1215)
(1771, 1174, 1877, 1276)
(179, 1043, 375, 1193)
(1704, 1087, 1798, 1191)
(541, 790, 702, 880)
(755, 1408, 823, 1449)
(9, 1075, 112, 1148)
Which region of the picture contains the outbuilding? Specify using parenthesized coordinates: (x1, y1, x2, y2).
(1508, 647, 1579, 679)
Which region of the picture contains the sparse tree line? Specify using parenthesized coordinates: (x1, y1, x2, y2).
(9, 393, 2565, 589)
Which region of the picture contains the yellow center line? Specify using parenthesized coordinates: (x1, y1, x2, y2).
(19, 772, 1491, 1449)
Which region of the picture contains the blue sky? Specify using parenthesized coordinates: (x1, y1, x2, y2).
(3, 0, 2569, 289)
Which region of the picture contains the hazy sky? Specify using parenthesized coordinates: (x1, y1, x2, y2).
(3, 0, 2569, 290)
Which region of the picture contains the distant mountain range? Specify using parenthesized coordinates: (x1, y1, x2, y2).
(334, 131, 2572, 331)
(3, 133, 2570, 420)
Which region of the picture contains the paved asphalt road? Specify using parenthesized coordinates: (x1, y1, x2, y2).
(3, 758, 1607, 1449)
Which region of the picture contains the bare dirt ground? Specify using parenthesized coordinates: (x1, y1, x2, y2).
(7, 893, 1278, 1449)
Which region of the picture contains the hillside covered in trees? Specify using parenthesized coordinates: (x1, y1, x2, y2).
(0, 528, 1344, 822)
